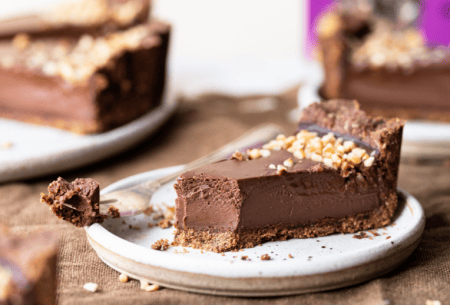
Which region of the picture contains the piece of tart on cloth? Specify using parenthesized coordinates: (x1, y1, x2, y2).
(0, 226, 58, 305)
(173, 100, 404, 252)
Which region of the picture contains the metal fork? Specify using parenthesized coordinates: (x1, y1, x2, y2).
(64, 124, 284, 217)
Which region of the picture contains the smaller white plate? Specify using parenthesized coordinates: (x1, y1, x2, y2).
(297, 62, 450, 159)
(0, 82, 178, 183)
(86, 165, 425, 297)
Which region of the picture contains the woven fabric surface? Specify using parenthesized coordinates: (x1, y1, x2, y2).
(0, 87, 449, 305)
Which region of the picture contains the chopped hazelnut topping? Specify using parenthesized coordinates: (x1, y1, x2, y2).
(322, 158, 334, 168)
(261, 254, 271, 261)
(310, 153, 323, 163)
(83, 282, 98, 292)
(277, 165, 287, 173)
(12, 33, 30, 51)
(140, 280, 149, 290)
(268, 164, 276, 170)
(262, 129, 374, 171)
(364, 156, 375, 167)
(7, 24, 155, 85)
(343, 141, 356, 152)
(351, 20, 435, 70)
(283, 158, 294, 168)
(259, 149, 271, 158)
(247, 149, 261, 160)
(231, 151, 244, 161)
(293, 150, 305, 159)
(144, 284, 160, 292)
(119, 273, 129, 283)
(276, 134, 286, 141)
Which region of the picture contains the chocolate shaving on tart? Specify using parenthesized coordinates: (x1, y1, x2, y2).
(41, 177, 108, 227)
(173, 100, 404, 252)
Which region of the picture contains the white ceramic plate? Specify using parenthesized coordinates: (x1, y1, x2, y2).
(85, 165, 425, 297)
(0, 83, 178, 183)
(297, 62, 450, 159)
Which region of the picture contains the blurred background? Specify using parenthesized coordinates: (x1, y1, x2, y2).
(0, 0, 306, 97)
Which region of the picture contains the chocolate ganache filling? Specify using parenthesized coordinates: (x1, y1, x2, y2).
(175, 124, 379, 232)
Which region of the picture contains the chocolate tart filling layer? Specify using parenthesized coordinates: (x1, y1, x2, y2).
(174, 100, 404, 252)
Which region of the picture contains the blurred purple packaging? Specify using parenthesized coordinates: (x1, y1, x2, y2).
(305, 0, 450, 59)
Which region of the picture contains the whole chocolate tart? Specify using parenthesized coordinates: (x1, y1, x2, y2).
(0, 0, 150, 39)
(0, 226, 58, 305)
(173, 100, 404, 252)
(317, 9, 450, 122)
(0, 20, 170, 134)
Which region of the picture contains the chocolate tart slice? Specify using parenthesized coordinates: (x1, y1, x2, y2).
(317, 9, 450, 122)
(0, 226, 58, 305)
(173, 100, 404, 252)
(0, 20, 169, 134)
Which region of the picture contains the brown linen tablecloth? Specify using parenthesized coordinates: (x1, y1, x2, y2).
(1, 87, 449, 305)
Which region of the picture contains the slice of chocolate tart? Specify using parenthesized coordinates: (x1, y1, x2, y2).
(0, 226, 58, 305)
(173, 100, 404, 252)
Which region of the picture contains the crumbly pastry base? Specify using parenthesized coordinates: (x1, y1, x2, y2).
(174, 191, 398, 253)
